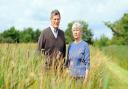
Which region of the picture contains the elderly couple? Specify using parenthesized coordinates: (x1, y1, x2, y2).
(37, 9, 90, 82)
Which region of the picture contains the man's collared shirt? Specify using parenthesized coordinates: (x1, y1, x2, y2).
(50, 26, 58, 38)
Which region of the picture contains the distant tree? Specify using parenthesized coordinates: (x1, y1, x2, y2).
(33, 29, 41, 42)
(1, 26, 20, 43)
(0, 33, 4, 43)
(19, 27, 34, 42)
(105, 13, 128, 45)
(65, 21, 93, 44)
(0, 27, 41, 43)
(94, 35, 110, 47)
(65, 22, 73, 44)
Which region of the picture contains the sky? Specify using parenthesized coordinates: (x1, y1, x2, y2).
(0, 0, 128, 39)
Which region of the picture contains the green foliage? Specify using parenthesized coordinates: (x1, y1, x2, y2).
(65, 22, 74, 44)
(1, 27, 20, 43)
(33, 29, 41, 42)
(105, 13, 128, 45)
(0, 34, 4, 43)
(94, 35, 110, 47)
(19, 28, 34, 42)
(102, 45, 128, 70)
(65, 21, 93, 44)
(0, 27, 41, 43)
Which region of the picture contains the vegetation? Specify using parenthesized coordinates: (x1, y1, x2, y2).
(0, 44, 128, 89)
(0, 27, 41, 43)
(105, 13, 128, 45)
(102, 45, 128, 70)
(93, 35, 110, 47)
(0, 44, 106, 89)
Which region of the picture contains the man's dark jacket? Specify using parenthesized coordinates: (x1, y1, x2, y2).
(37, 27, 66, 58)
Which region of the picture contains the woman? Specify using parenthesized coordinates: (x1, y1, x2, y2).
(65, 22, 90, 82)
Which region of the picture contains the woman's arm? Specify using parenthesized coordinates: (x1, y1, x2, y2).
(84, 69, 89, 83)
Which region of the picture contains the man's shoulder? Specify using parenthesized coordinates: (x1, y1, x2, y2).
(39, 27, 51, 37)
(58, 28, 63, 32)
(40, 27, 51, 35)
(58, 29, 64, 35)
(42, 27, 51, 32)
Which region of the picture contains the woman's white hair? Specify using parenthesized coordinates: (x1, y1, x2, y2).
(72, 22, 83, 30)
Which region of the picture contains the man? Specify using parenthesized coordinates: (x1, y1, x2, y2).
(37, 9, 66, 69)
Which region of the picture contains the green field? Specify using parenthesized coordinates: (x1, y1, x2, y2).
(0, 44, 128, 89)
(101, 45, 128, 89)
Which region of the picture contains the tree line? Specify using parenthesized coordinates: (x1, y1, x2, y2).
(0, 27, 41, 43)
(0, 13, 128, 46)
(94, 13, 128, 46)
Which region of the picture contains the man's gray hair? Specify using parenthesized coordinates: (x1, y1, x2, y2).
(72, 22, 83, 30)
(50, 9, 61, 19)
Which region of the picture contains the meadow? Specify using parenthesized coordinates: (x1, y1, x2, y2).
(0, 44, 128, 89)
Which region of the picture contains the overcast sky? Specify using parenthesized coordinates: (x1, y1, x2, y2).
(0, 0, 128, 39)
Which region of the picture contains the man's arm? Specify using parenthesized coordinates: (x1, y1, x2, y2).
(84, 69, 89, 83)
(63, 36, 66, 57)
(37, 31, 45, 53)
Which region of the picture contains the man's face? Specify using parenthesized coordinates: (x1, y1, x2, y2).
(51, 15, 60, 29)
(72, 28, 81, 40)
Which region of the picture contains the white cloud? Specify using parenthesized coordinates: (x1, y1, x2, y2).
(0, 0, 128, 38)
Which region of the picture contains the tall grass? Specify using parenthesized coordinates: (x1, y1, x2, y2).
(101, 45, 128, 89)
(101, 45, 128, 70)
(0, 43, 125, 89)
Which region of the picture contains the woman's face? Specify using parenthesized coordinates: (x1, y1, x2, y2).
(72, 28, 82, 40)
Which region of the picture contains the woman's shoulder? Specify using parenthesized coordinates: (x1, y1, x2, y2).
(81, 40, 89, 47)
